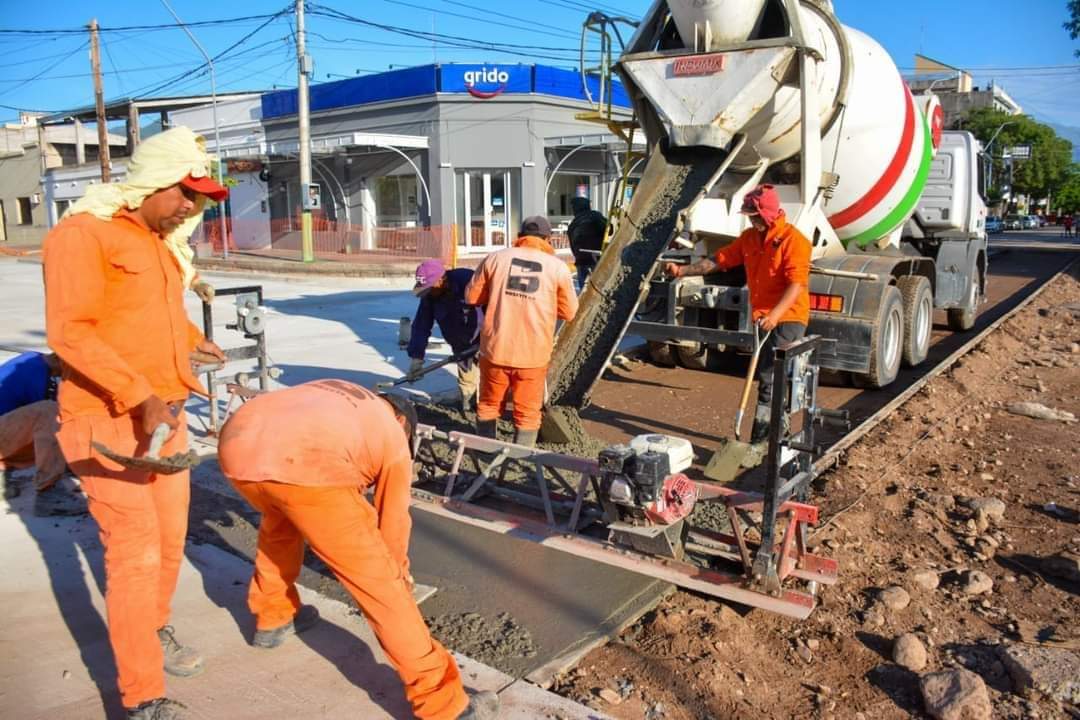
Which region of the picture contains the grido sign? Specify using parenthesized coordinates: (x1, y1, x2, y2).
(442, 64, 530, 99)
(464, 67, 510, 98)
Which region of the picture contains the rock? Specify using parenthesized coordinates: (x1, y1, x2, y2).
(964, 497, 1006, 521)
(879, 586, 912, 611)
(919, 668, 992, 720)
(913, 570, 941, 591)
(61, 669, 71, 680)
(960, 570, 994, 595)
(1040, 552, 1080, 583)
(893, 633, 928, 671)
(806, 638, 820, 651)
(998, 644, 1080, 704)
(596, 687, 623, 705)
(1006, 402, 1077, 423)
(862, 609, 885, 629)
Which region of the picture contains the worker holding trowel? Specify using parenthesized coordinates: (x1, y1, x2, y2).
(407, 259, 481, 409)
(465, 215, 579, 447)
(665, 184, 811, 445)
(42, 127, 227, 720)
(217, 380, 499, 720)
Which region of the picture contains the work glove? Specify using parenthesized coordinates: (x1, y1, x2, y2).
(407, 357, 424, 380)
(192, 280, 215, 303)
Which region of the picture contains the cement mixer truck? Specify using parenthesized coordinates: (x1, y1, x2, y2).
(544, 0, 988, 421)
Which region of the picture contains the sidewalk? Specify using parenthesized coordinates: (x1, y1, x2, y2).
(0, 477, 607, 720)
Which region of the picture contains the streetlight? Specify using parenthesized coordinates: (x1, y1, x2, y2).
(983, 121, 1017, 212)
(160, 0, 229, 260)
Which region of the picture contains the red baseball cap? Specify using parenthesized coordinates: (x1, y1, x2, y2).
(180, 173, 228, 201)
(740, 184, 782, 225)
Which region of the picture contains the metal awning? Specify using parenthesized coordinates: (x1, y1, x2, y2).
(544, 132, 646, 148)
(268, 131, 428, 156)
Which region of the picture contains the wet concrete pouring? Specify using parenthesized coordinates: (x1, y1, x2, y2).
(182, 246, 1077, 710)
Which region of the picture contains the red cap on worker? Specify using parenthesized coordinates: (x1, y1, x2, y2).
(180, 173, 229, 201)
(740, 184, 782, 226)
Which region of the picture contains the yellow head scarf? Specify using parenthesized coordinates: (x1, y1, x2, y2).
(65, 125, 220, 289)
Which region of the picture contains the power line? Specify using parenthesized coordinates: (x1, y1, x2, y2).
(373, 0, 579, 40)
(0, 12, 289, 35)
(0, 40, 88, 99)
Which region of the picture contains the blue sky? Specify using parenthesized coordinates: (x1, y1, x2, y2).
(1, 0, 1078, 127)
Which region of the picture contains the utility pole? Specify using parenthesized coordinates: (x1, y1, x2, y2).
(296, 0, 314, 263)
(89, 19, 110, 182)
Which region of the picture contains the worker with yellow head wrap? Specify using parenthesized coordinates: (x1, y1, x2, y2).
(43, 126, 228, 720)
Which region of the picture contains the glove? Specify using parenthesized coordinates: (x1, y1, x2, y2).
(192, 280, 215, 303)
(407, 358, 424, 380)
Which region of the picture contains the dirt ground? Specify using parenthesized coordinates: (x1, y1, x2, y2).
(553, 266, 1080, 719)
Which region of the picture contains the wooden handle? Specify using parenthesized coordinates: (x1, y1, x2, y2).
(147, 423, 170, 460)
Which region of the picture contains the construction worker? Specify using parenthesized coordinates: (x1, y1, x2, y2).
(465, 216, 579, 446)
(407, 259, 481, 409)
(43, 127, 228, 720)
(567, 196, 607, 290)
(0, 351, 67, 500)
(665, 184, 811, 444)
(217, 381, 498, 720)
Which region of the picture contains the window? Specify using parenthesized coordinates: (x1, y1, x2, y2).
(17, 197, 32, 226)
(375, 175, 419, 227)
(54, 199, 71, 219)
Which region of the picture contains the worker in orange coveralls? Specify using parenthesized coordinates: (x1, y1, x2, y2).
(43, 127, 228, 720)
(665, 184, 811, 444)
(217, 380, 499, 720)
(464, 216, 579, 447)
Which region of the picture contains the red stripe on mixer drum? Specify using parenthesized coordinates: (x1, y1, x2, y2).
(828, 79, 916, 230)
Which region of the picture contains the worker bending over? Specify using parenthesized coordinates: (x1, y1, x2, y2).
(0, 351, 66, 499)
(408, 259, 481, 409)
(217, 381, 498, 720)
(43, 127, 228, 720)
(665, 184, 811, 444)
(465, 216, 579, 446)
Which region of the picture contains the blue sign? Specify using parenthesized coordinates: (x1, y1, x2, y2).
(440, 64, 532, 98)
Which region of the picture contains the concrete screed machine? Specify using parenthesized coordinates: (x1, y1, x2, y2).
(411, 0, 992, 619)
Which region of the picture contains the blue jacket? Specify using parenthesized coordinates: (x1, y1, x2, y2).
(0, 352, 52, 416)
(408, 268, 480, 360)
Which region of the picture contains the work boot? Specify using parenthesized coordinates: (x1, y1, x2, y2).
(513, 429, 538, 448)
(126, 698, 187, 719)
(33, 476, 88, 517)
(157, 626, 204, 678)
(475, 419, 498, 440)
(749, 404, 772, 445)
(457, 691, 500, 720)
(252, 604, 320, 649)
(1, 469, 19, 500)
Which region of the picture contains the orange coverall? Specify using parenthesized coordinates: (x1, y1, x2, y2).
(464, 236, 578, 429)
(217, 380, 468, 720)
(43, 211, 206, 708)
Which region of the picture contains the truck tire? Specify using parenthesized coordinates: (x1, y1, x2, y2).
(647, 341, 677, 367)
(853, 285, 904, 389)
(897, 275, 932, 367)
(947, 271, 980, 331)
(676, 343, 709, 371)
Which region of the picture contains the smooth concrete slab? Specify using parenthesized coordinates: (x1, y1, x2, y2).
(0, 480, 608, 720)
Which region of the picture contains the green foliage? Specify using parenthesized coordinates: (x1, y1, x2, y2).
(1065, 0, 1080, 57)
(959, 107, 1073, 201)
(1055, 165, 1080, 213)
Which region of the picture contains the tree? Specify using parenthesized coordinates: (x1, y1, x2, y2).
(959, 107, 1073, 203)
(1065, 0, 1080, 57)
(1055, 165, 1080, 213)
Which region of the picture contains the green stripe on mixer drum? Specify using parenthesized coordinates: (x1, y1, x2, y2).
(849, 113, 934, 248)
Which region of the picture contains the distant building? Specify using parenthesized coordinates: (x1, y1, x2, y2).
(0, 112, 126, 246)
(906, 54, 1022, 128)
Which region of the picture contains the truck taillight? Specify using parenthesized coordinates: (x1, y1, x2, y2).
(810, 293, 844, 312)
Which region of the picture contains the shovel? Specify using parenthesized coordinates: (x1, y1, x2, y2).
(92, 423, 202, 475)
(703, 324, 772, 483)
(376, 345, 479, 390)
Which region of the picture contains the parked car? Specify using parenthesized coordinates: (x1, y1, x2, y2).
(1004, 214, 1023, 230)
(985, 216, 1003, 234)
(1037, 215, 1049, 227)
(1022, 215, 1039, 230)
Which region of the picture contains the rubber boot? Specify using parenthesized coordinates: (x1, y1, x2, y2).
(749, 404, 771, 445)
(475, 419, 498, 439)
(513, 429, 538, 448)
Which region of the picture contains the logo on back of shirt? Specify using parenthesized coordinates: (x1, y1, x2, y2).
(505, 258, 541, 298)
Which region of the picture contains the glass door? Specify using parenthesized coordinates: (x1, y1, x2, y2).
(458, 169, 517, 252)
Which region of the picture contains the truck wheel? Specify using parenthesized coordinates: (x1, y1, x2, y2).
(947, 271, 980, 331)
(897, 275, 933, 367)
(647, 341, 677, 367)
(853, 285, 904, 389)
(676, 343, 709, 371)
